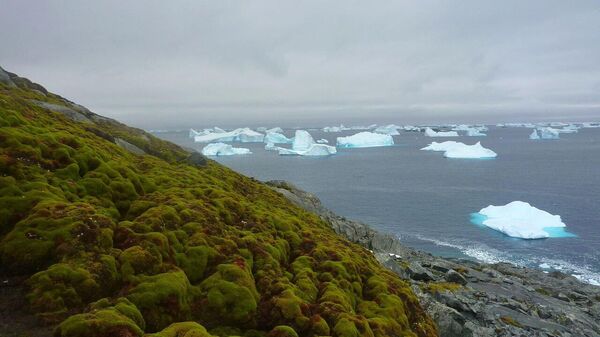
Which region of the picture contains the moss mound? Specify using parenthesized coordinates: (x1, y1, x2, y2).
(0, 75, 437, 336)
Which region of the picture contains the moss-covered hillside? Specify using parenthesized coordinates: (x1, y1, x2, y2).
(0, 69, 437, 337)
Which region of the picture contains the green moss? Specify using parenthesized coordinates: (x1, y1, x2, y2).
(54, 298, 144, 337)
(266, 325, 298, 337)
(147, 322, 217, 337)
(0, 80, 437, 337)
(126, 270, 193, 332)
(196, 264, 258, 327)
(421, 282, 462, 294)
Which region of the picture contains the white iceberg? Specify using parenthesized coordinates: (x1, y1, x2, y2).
(316, 138, 329, 144)
(374, 124, 401, 135)
(194, 127, 264, 143)
(265, 142, 277, 151)
(266, 127, 284, 133)
(465, 128, 486, 137)
(323, 125, 345, 133)
(336, 132, 394, 148)
(582, 122, 600, 128)
(473, 201, 573, 239)
(264, 132, 293, 144)
(279, 144, 337, 156)
(529, 130, 540, 140)
(403, 125, 421, 132)
(557, 125, 578, 134)
(277, 130, 336, 156)
(424, 127, 459, 137)
(421, 141, 497, 159)
(201, 143, 251, 156)
(292, 130, 315, 151)
(536, 127, 560, 140)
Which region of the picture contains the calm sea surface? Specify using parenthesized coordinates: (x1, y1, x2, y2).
(156, 127, 600, 285)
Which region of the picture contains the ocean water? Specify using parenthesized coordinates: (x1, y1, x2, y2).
(156, 127, 600, 285)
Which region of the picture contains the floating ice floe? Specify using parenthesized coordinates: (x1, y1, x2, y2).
(322, 124, 376, 132)
(201, 143, 251, 156)
(421, 141, 497, 158)
(336, 132, 394, 148)
(424, 127, 459, 137)
(472, 201, 575, 239)
(264, 132, 293, 144)
(529, 130, 540, 140)
(530, 127, 560, 140)
(582, 122, 600, 128)
(277, 130, 336, 156)
(374, 124, 401, 135)
(465, 128, 486, 137)
(316, 139, 329, 144)
(556, 125, 578, 134)
(266, 127, 284, 133)
(194, 127, 264, 143)
(323, 125, 346, 132)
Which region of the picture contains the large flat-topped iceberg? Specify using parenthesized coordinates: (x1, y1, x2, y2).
(421, 141, 497, 158)
(194, 128, 264, 143)
(472, 201, 574, 239)
(277, 130, 336, 156)
(201, 143, 251, 156)
(336, 132, 394, 148)
(424, 127, 459, 137)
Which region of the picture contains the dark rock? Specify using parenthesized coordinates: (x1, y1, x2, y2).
(184, 152, 208, 167)
(445, 269, 468, 285)
(115, 138, 146, 155)
(407, 262, 435, 281)
(32, 100, 91, 122)
(0, 66, 16, 87)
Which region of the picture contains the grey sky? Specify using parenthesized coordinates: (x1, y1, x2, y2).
(2, 1, 600, 128)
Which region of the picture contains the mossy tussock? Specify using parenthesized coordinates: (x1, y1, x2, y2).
(0, 78, 437, 337)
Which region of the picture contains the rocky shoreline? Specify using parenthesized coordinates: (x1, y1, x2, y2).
(267, 180, 600, 337)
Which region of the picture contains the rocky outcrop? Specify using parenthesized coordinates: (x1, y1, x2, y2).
(268, 180, 600, 337)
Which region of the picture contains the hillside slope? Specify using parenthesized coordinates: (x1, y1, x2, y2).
(0, 68, 437, 337)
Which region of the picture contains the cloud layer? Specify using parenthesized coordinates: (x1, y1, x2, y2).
(2, 1, 600, 128)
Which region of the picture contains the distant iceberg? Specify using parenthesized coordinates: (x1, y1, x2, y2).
(277, 130, 336, 156)
(323, 125, 345, 133)
(336, 132, 394, 148)
(264, 142, 278, 151)
(530, 127, 560, 140)
(472, 201, 575, 239)
(424, 127, 459, 137)
(403, 125, 421, 132)
(264, 132, 293, 144)
(266, 127, 284, 133)
(201, 143, 251, 156)
(194, 127, 264, 143)
(374, 124, 401, 135)
(322, 124, 375, 132)
(316, 138, 329, 144)
(557, 125, 578, 134)
(454, 125, 487, 137)
(529, 129, 540, 140)
(466, 128, 486, 137)
(421, 141, 497, 159)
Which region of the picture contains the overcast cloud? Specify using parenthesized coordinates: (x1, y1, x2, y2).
(1, 1, 600, 128)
